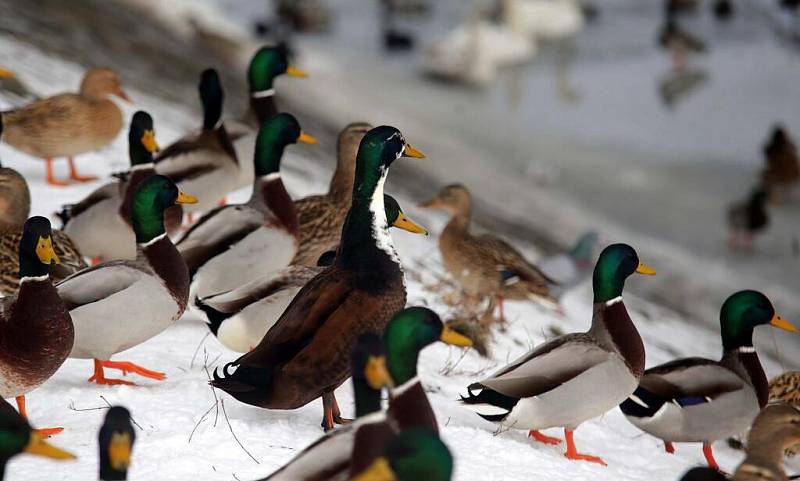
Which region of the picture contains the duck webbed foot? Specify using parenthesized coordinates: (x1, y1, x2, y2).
(15, 396, 64, 437)
(88, 358, 166, 385)
(563, 429, 607, 466)
(529, 430, 561, 445)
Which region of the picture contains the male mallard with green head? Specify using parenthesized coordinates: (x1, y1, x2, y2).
(154, 69, 238, 215)
(178, 113, 316, 308)
(195, 194, 427, 353)
(1, 67, 129, 186)
(0, 216, 73, 437)
(732, 404, 800, 481)
(98, 406, 135, 481)
(0, 398, 75, 479)
(57, 175, 197, 385)
(461, 243, 655, 465)
(211, 126, 425, 430)
(619, 290, 797, 470)
(61, 110, 174, 262)
(353, 428, 454, 481)
(420, 183, 558, 320)
(231, 45, 308, 189)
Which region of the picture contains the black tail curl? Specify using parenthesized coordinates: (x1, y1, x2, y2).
(209, 360, 275, 407)
(459, 383, 519, 422)
(195, 296, 231, 335)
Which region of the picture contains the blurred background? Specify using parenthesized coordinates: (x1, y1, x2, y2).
(1, 0, 798, 347)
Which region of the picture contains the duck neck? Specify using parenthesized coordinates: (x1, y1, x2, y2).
(19, 252, 50, 280)
(338, 166, 398, 269)
(590, 297, 645, 377)
(128, 137, 153, 168)
(0, 458, 7, 481)
(353, 378, 383, 418)
(386, 343, 419, 387)
(250, 92, 277, 126)
(202, 87, 223, 132)
(723, 347, 768, 408)
(328, 139, 358, 206)
(446, 198, 472, 233)
(119, 167, 155, 225)
(249, 174, 299, 237)
(140, 234, 189, 310)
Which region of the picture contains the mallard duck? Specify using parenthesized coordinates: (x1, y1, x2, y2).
(56, 175, 197, 385)
(195, 194, 427, 352)
(728, 187, 769, 251)
(538, 230, 598, 299)
(178, 113, 316, 309)
(230, 45, 308, 189)
(658, 19, 706, 72)
(0, 67, 38, 103)
(260, 333, 394, 480)
(0, 114, 31, 232)
(420, 183, 558, 320)
(211, 126, 426, 430)
(154, 68, 238, 215)
(291, 122, 372, 267)
(731, 404, 800, 481)
(769, 371, 800, 457)
(60, 110, 174, 262)
(98, 406, 135, 481)
(461, 243, 655, 465)
(0, 398, 75, 477)
(0, 216, 73, 437)
(0, 67, 129, 186)
(353, 428, 454, 481)
(260, 307, 470, 480)
(761, 125, 799, 200)
(619, 290, 796, 470)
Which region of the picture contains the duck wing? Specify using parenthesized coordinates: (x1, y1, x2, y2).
(55, 261, 149, 310)
(475, 234, 556, 286)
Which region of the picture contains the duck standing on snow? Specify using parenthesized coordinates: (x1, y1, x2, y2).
(0, 115, 86, 295)
(728, 187, 769, 251)
(538, 230, 598, 299)
(420, 184, 557, 321)
(178, 113, 316, 308)
(0, 398, 75, 477)
(619, 290, 797, 470)
(0, 217, 73, 437)
(761, 125, 799, 202)
(195, 195, 428, 353)
(154, 69, 238, 217)
(461, 243, 656, 465)
(57, 175, 197, 385)
(731, 404, 800, 481)
(60, 111, 178, 262)
(98, 406, 135, 481)
(211, 126, 426, 430)
(231, 45, 308, 188)
(292, 122, 372, 266)
(0, 67, 129, 186)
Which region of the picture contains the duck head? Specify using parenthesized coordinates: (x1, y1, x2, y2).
(720, 290, 796, 351)
(419, 184, 470, 218)
(384, 307, 471, 385)
(384, 195, 427, 235)
(0, 401, 74, 477)
(199, 68, 224, 132)
(128, 111, 159, 167)
(81, 67, 130, 103)
(18, 216, 59, 279)
(248, 45, 307, 94)
(352, 126, 424, 204)
(351, 333, 394, 417)
(354, 428, 453, 481)
(131, 175, 197, 244)
(253, 112, 317, 177)
(592, 243, 656, 303)
(98, 406, 135, 481)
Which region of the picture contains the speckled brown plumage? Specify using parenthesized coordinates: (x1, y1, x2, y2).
(0, 167, 30, 232)
(0, 229, 87, 297)
(291, 123, 371, 266)
(1, 68, 126, 159)
(768, 371, 800, 457)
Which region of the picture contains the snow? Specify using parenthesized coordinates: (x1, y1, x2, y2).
(1, 7, 799, 481)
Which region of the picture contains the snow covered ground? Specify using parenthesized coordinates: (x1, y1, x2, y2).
(1, 4, 799, 481)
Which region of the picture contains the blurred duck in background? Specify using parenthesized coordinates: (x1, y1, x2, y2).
(0, 67, 37, 105)
(728, 187, 769, 252)
(0, 67, 129, 186)
(761, 125, 799, 203)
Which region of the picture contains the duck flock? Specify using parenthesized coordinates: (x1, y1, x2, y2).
(0, 43, 798, 481)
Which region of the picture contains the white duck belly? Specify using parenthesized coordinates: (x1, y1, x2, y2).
(68, 275, 180, 360)
(64, 198, 136, 260)
(503, 355, 637, 430)
(216, 284, 302, 352)
(189, 225, 296, 302)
